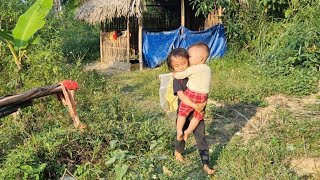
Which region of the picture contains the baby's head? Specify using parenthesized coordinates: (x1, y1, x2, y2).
(188, 42, 210, 66)
(167, 48, 189, 72)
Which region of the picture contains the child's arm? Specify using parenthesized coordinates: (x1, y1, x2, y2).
(195, 100, 207, 113)
(177, 91, 207, 112)
(177, 91, 198, 108)
(173, 68, 193, 79)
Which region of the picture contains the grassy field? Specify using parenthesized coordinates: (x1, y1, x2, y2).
(1, 54, 319, 179)
(1, 0, 319, 179)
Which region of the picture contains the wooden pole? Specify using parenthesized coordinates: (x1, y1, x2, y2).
(100, 22, 103, 63)
(138, 16, 143, 71)
(181, 0, 185, 27)
(100, 31, 103, 63)
(127, 17, 130, 64)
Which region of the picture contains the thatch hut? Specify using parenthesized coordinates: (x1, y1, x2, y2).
(76, 0, 145, 70)
(76, 0, 224, 70)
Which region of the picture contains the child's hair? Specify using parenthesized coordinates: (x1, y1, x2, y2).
(167, 48, 189, 72)
(188, 42, 210, 60)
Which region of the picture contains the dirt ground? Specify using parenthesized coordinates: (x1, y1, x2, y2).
(206, 89, 320, 178)
(83, 61, 132, 75)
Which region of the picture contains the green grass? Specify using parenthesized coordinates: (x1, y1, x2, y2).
(1, 1, 319, 178)
(214, 106, 320, 179)
(1, 55, 319, 179)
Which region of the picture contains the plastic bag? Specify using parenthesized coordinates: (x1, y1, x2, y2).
(159, 73, 178, 112)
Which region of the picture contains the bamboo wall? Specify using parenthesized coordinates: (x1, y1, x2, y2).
(100, 31, 128, 66)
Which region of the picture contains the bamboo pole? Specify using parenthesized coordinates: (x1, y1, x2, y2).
(138, 16, 143, 71)
(181, 0, 185, 35)
(181, 0, 185, 27)
(100, 26, 104, 63)
(127, 17, 130, 64)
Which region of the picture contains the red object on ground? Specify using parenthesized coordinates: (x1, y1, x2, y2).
(60, 80, 79, 90)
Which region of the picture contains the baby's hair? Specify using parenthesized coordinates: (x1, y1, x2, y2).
(167, 48, 189, 72)
(188, 42, 210, 59)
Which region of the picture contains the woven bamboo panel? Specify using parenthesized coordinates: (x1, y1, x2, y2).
(100, 31, 128, 66)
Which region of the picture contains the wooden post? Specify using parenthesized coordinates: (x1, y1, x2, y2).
(138, 16, 143, 71)
(180, 0, 185, 35)
(127, 17, 130, 64)
(100, 22, 104, 63)
(181, 0, 185, 27)
(100, 31, 103, 63)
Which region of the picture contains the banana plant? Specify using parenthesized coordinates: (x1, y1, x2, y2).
(0, 0, 53, 70)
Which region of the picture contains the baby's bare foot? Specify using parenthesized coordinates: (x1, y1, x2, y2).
(203, 164, 216, 175)
(174, 151, 184, 163)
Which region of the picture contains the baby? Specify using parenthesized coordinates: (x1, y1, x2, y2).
(173, 42, 211, 141)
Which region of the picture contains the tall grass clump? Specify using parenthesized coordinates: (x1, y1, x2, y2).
(209, 0, 319, 96)
(255, 3, 320, 95)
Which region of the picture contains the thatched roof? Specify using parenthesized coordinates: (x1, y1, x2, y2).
(75, 0, 146, 25)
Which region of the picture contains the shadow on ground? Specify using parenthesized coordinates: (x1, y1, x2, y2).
(206, 102, 259, 166)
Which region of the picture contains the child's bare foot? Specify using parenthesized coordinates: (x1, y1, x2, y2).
(174, 151, 184, 163)
(183, 130, 190, 141)
(203, 164, 216, 175)
(177, 131, 183, 140)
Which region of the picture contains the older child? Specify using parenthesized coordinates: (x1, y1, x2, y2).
(167, 47, 215, 175)
(173, 42, 211, 142)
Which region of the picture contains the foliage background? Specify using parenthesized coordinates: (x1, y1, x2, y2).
(0, 0, 319, 179)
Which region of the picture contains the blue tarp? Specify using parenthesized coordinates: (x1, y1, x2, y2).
(143, 24, 227, 68)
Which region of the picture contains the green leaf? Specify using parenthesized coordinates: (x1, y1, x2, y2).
(12, 0, 53, 50)
(0, 30, 14, 43)
(285, 9, 292, 18)
(25, 35, 42, 50)
(109, 140, 118, 149)
(115, 164, 128, 180)
(36, 163, 47, 172)
(29, 36, 41, 45)
(20, 165, 33, 172)
(106, 157, 117, 165)
(150, 140, 157, 150)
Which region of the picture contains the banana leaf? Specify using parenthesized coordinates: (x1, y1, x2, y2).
(12, 0, 53, 50)
(0, 30, 14, 43)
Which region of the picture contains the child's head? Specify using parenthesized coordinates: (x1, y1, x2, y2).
(167, 48, 189, 72)
(188, 42, 210, 66)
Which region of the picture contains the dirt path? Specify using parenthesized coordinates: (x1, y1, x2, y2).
(240, 92, 320, 142)
(205, 90, 320, 178)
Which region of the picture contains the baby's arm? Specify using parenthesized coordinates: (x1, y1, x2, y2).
(173, 68, 192, 79)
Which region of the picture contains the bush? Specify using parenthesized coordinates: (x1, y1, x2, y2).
(251, 3, 320, 95)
